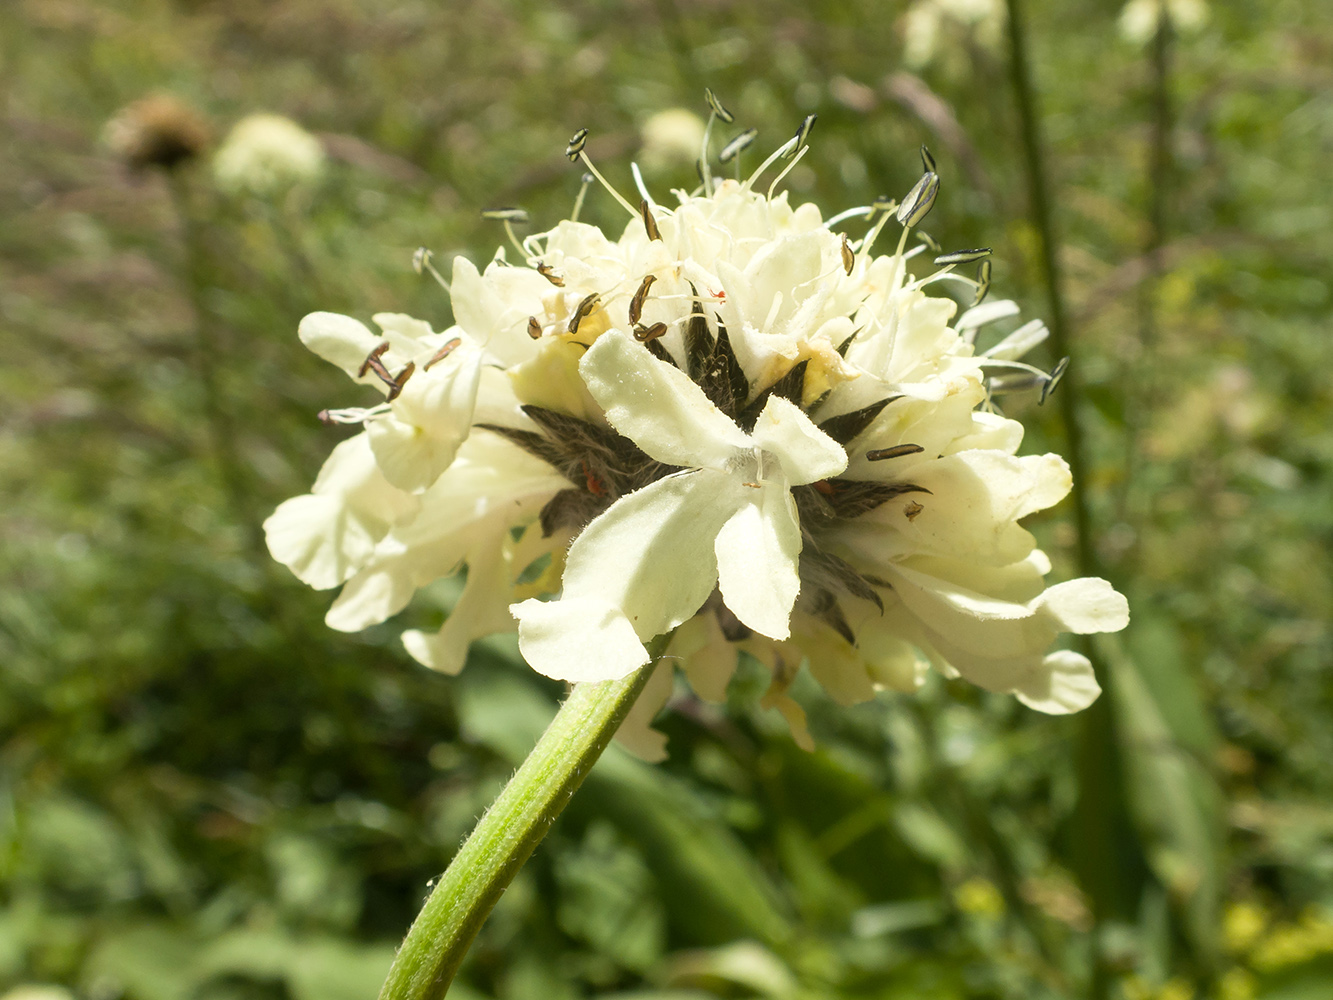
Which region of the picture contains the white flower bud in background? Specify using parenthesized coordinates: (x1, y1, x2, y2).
(213, 113, 326, 197)
(638, 108, 707, 172)
(902, 0, 1006, 70)
(1118, 0, 1210, 45)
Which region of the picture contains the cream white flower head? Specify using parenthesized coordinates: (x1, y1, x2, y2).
(267, 112, 1128, 757)
(214, 113, 326, 196)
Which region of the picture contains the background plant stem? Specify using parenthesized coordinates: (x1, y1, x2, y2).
(377, 653, 662, 1000)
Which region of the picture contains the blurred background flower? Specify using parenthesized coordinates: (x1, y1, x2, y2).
(213, 113, 326, 197)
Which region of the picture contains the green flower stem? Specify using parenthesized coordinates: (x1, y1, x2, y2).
(377, 645, 664, 1000)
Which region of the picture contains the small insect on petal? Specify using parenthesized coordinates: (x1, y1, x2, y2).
(423, 337, 462, 370)
(784, 114, 817, 158)
(536, 262, 565, 286)
(916, 230, 942, 253)
(527, 316, 543, 340)
(386, 361, 415, 402)
(639, 199, 662, 242)
(1040, 356, 1070, 405)
(840, 234, 855, 275)
(896, 171, 940, 228)
(704, 87, 735, 123)
(634, 321, 668, 343)
(412, 247, 431, 274)
(934, 247, 992, 265)
(920, 144, 937, 174)
(628, 274, 657, 325)
(866, 443, 925, 461)
(904, 500, 924, 521)
(973, 259, 992, 306)
(358, 342, 391, 379)
(566, 128, 589, 161)
(718, 127, 758, 164)
(567, 292, 600, 334)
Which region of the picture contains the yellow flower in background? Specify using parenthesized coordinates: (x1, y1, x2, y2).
(213, 113, 326, 196)
(267, 123, 1128, 757)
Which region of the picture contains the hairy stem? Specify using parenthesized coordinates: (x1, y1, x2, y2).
(377, 652, 662, 1000)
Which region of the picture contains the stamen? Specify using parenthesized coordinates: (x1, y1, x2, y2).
(639, 199, 662, 241)
(824, 204, 875, 229)
(386, 361, 415, 402)
(423, 337, 462, 370)
(915, 231, 942, 253)
(570, 172, 593, 223)
(413, 248, 452, 293)
(767, 142, 809, 200)
(630, 162, 656, 210)
(358, 342, 391, 380)
(865, 195, 898, 226)
(719, 127, 757, 165)
(935, 248, 992, 265)
(536, 262, 565, 287)
(743, 134, 800, 191)
(527, 316, 543, 340)
(628, 273, 657, 325)
(904, 500, 924, 521)
(567, 292, 601, 334)
(567, 129, 637, 217)
(840, 234, 854, 275)
(973, 260, 992, 306)
(482, 207, 530, 258)
(1040, 356, 1070, 404)
(634, 321, 667, 343)
(866, 443, 925, 461)
(896, 171, 940, 228)
(784, 114, 817, 159)
(704, 87, 735, 123)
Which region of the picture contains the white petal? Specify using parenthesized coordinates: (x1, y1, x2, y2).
(264, 494, 376, 590)
(367, 347, 483, 492)
(614, 659, 674, 762)
(715, 480, 802, 639)
(325, 561, 417, 632)
(749, 396, 847, 485)
(1015, 650, 1102, 714)
(956, 299, 1020, 332)
(401, 533, 515, 675)
(298, 312, 383, 383)
(561, 470, 738, 638)
(579, 328, 750, 469)
(669, 613, 738, 703)
(511, 596, 650, 681)
(1040, 578, 1130, 634)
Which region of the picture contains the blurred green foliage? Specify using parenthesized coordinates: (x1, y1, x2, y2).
(2, 0, 1331, 998)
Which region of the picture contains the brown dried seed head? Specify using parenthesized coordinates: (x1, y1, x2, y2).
(104, 93, 210, 171)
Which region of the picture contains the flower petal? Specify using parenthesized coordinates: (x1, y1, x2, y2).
(298, 312, 383, 384)
(1014, 650, 1102, 714)
(367, 345, 483, 492)
(515, 470, 740, 679)
(715, 479, 802, 639)
(579, 328, 750, 469)
(749, 395, 847, 485)
(511, 595, 651, 681)
(614, 659, 674, 762)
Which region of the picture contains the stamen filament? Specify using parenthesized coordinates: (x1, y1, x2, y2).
(578, 152, 639, 218)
